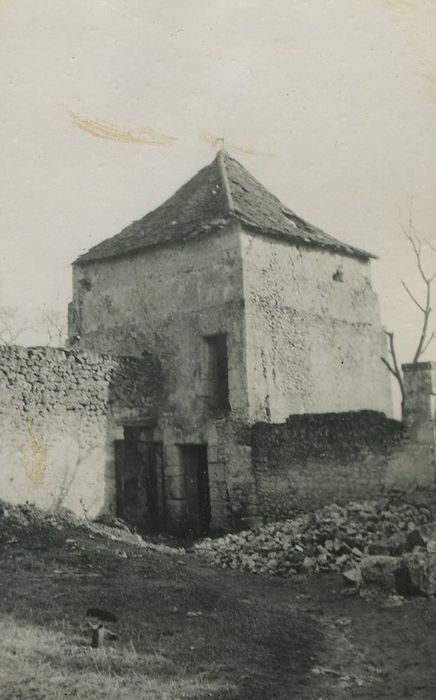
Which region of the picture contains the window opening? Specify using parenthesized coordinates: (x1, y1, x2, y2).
(204, 333, 230, 409)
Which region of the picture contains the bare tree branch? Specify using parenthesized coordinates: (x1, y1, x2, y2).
(421, 330, 436, 356)
(401, 281, 426, 313)
(40, 308, 66, 347)
(399, 226, 436, 363)
(380, 356, 397, 378)
(0, 306, 66, 347)
(387, 331, 404, 389)
(402, 225, 430, 283)
(0, 307, 27, 346)
(382, 221, 436, 418)
(381, 330, 405, 417)
(412, 272, 432, 363)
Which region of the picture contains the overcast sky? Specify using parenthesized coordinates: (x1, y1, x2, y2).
(1, 0, 436, 400)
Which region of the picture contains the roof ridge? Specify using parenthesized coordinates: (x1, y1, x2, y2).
(216, 150, 234, 214)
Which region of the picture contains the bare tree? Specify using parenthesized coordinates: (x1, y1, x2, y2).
(0, 306, 27, 346)
(40, 308, 66, 347)
(382, 222, 436, 418)
(0, 304, 67, 348)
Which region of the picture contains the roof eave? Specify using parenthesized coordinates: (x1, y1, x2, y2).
(73, 218, 236, 266)
(237, 220, 376, 261)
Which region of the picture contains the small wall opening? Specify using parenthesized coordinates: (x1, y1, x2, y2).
(204, 333, 230, 410)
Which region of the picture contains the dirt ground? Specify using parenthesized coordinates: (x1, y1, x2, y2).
(290, 575, 436, 699)
(0, 510, 435, 699)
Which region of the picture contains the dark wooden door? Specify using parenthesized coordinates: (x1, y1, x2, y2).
(114, 439, 164, 534)
(182, 445, 211, 538)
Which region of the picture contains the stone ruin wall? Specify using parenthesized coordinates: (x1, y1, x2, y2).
(0, 346, 160, 518)
(250, 411, 405, 521)
(250, 360, 436, 524)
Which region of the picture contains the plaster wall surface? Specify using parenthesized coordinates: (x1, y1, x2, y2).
(0, 346, 159, 517)
(240, 231, 393, 421)
(71, 224, 248, 430)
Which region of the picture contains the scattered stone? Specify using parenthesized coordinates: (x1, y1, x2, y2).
(334, 617, 352, 626)
(386, 532, 408, 556)
(406, 529, 426, 550)
(402, 551, 429, 595)
(384, 594, 405, 608)
(360, 556, 402, 592)
(115, 549, 128, 559)
(395, 560, 419, 597)
(419, 523, 436, 543)
(195, 497, 432, 580)
(368, 541, 390, 556)
(342, 568, 362, 586)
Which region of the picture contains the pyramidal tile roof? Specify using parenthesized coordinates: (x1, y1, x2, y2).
(75, 150, 373, 264)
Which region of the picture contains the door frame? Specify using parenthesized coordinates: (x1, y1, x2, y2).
(180, 444, 211, 538)
(114, 436, 165, 533)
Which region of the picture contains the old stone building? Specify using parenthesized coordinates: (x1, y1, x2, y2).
(65, 150, 393, 534)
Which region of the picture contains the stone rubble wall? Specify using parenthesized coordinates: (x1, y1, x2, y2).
(251, 411, 405, 520)
(0, 345, 160, 518)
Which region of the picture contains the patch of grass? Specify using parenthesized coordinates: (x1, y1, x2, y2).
(0, 614, 229, 699)
(0, 514, 325, 700)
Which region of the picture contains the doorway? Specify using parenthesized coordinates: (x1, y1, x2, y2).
(114, 437, 164, 534)
(181, 445, 211, 538)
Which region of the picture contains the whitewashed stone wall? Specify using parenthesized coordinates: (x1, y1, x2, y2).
(0, 346, 160, 518)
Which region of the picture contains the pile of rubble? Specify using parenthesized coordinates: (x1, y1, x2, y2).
(195, 498, 434, 584)
(0, 500, 185, 557)
(0, 499, 82, 547)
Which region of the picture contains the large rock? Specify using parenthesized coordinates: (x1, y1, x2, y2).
(368, 541, 390, 556)
(342, 567, 362, 586)
(419, 523, 436, 543)
(402, 550, 431, 595)
(360, 556, 402, 592)
(387, 532, 408, 556)
(427, 542, 436, 595)
(406, 529, 427, 550)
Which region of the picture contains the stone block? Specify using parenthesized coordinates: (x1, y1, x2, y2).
(406, 529, 427, 550)
(208, 481, 228, 503)
(367, 541, 391, 556)
(360, 555, 402, 592)
(165, 475, 186, 500)
(207, 445, 219, 463)
(402, 550, 432, 596)
(165, 445, 182, 468)
(208, 462, 226, 482)
(210, 501, 229, 530)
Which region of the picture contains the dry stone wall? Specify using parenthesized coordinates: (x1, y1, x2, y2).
(251, 411, 405, 519)
(0, 346, 160, 518)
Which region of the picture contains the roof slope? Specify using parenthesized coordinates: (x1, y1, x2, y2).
(75, 150, 372, 264)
